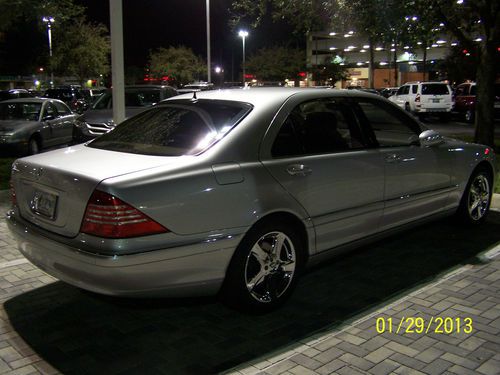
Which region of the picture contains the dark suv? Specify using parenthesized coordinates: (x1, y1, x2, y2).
(72, 85, 178, 143)
(43, 87, 88, 114)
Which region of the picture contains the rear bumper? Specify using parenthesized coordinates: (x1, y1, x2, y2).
(6, 209, 240, 297)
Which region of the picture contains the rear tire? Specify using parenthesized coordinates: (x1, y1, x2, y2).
(221, 220, 305, 312)
(456, 167, 492, 225)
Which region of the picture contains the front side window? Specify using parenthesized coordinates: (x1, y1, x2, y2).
(89, 99, 252, 156)
(52, 101, 71, 115)
(354, 99, 421, 147)
(272, 98, 367, 157)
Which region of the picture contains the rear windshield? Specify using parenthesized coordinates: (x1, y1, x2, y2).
(88, 99, 252, 156)
(92, 89, 162, 109)
(421, 84, 449, 95)
(0, 102, 42, 121)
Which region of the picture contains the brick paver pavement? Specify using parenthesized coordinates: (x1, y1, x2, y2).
(0, 189, 499, 375)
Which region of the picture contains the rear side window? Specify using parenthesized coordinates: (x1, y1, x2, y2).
(412, 85, 418, 94)
(88, 99, 252, 156)
(421, 84, 449, 95)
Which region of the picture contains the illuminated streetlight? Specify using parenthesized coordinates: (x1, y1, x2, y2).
(42, 16, 55, 87)
(238, 30, 248, 84)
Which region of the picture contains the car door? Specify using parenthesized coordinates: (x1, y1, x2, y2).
(39, 101, 61, 147)
(51, 100, 76, 143)
(260, 96, 385, 253)
(351, 98, 454, 230)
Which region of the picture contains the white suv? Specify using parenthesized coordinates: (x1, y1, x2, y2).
(389, 81, 453, 118)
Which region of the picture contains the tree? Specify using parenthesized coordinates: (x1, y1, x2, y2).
(51, 19, 110, 86)
(246, 47, 305, 82)
(148, 46, 205, 87)
(419, 0, 500, 147)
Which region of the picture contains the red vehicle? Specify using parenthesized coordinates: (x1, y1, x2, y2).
(453, 82, 500, 122)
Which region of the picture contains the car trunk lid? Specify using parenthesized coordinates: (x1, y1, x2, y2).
(11, 144, 178, 237)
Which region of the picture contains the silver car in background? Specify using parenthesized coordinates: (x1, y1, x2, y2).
(73, 85, 178, 143)
(6, 88, 496, 312)
(0, 98, 76, 155)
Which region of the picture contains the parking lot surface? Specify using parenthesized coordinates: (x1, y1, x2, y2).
(0, 190, 499, 375)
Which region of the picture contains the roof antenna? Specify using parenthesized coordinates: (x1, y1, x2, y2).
(192, 91, 197, 100)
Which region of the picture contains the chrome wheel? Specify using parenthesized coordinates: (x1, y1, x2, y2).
(467, 174, 490, 221)
(244, 231, 296, 304)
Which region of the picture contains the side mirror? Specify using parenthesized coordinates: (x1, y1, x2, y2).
(43, 114, 55, 121)
(419, 129, 444, 147)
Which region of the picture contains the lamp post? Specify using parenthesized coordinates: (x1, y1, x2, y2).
(42, 16, 55, 87)
(206, 0, 211, 83)
(238, 30, 248, 84)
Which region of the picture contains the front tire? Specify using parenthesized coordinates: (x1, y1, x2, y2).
(465, 109, 474, 123)
(221, 221, 305, 312)
(28, 137, 41, 155)
(456, 168, 492, 224)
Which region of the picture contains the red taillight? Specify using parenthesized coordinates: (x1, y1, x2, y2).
(10, 180, 16, 206)
(415, 94, 421, 103)
(81, 190, 168, 238)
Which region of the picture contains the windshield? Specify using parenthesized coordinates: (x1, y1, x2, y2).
(91, 89, 163, 109)
(421, 84, 450, 95)
(0, 102, 42, 121)
(88, 99, 252, 156)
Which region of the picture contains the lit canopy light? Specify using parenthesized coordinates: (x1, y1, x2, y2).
(375, 47, 384, 51)
(329, 47, 337, 50)
(408, 61, 417, 65)
(344, 34, 352, 38)
(379, 62, 388, 66)
(363, 45, 370, 49)
(417, 41, 423, 45)
(412, 16, 418, 21)
(348, 30, 354, 34)
(431, 44, 438, 48)
(390, 48, 396, 52)
(391, 43, 395, 47)
(347, 45, 356, 49)
(339, 62, 345, 65)
(329, 32, 337, 36)
(430, 60, 435, 64)
(365, 61, 370, 64)
(356, 62, 364, 66)
(344, 48, 350, 52)
(436, 40, 447, 44)
(451, 42, 458, 46)
(457, 0, 464, 4)
(404, 46, 410, 49)
(474, 37, 483, 42)
(439, 23, 445, 27)
(360, 49, 367, 53)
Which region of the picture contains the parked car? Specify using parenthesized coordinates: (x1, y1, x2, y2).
(389, 81, 453, 120)
(43, 86, 88, 114)
(453, 82, 500, 122)
(0, 89, 33, 101)
(81, 88, 107, 104)
(379, 87, 399, 98)
(0, 98, 77, 155)
(177, 82, 214, 94)
(72, 85, 178, 142)
(7, 88, 495, 312)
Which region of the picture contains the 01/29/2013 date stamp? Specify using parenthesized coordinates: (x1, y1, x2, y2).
(375, 316, 473, 335)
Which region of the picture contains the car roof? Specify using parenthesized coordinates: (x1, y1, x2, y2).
(163, 87, 374, 107)
(1, 97, 61, 104)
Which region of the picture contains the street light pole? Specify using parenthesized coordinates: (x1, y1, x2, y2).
(238, 30, 248, 85)
(42, 16, 55, 87)
(206, 0, 211, 83)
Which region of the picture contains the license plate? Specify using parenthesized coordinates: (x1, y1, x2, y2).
(427, 109, 446, 112)
(31, 190, 58, 219)
(432, 99, 441, 103)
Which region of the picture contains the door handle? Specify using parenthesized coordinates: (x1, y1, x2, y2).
(286, 164, 312, 176)
(385, 154, 402, 163)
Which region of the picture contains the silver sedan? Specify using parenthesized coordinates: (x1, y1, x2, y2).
(6, 88, 496, 312)
(0, 98, 77, 155)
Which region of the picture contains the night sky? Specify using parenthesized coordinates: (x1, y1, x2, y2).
(77, 0, 298, 81)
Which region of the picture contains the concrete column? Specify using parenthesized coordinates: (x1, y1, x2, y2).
(110, 0, 126, 125)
